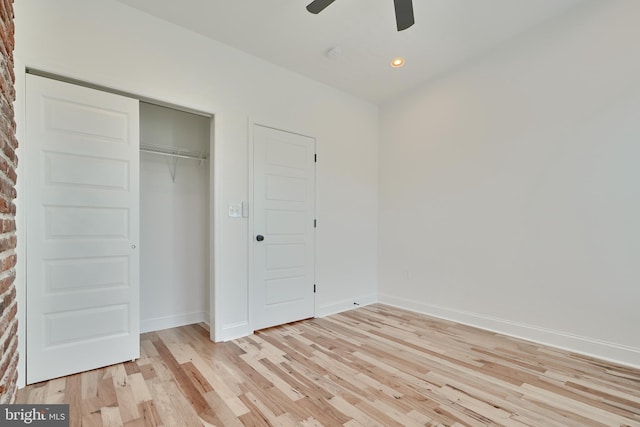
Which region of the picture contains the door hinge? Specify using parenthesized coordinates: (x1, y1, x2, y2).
(314, 219, 317, 228)
(314, 284, 316, 293)
(314, 153, 317, 163)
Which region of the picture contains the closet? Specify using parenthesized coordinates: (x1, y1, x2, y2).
(24, 73, 212, 383)
(139, 102, 211, 333)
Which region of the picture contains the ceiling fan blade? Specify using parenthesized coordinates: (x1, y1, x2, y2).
(394, 0, 415, 31)
(306, 0, 336, 14)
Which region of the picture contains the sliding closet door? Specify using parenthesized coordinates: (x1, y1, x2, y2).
(25, 74, 140, 384)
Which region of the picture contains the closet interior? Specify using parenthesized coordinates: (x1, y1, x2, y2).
(139, 101, 211, 333)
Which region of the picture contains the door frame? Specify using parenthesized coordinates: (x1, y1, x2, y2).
(247, 122, 317, 333)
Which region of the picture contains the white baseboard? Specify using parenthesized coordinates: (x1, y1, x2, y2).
(378, 294, 640, 369)
(219, 321, 251, 342)
(317, 293, 378, 318)
(141, 311, 208, 333)
(216, 294, 379, 342)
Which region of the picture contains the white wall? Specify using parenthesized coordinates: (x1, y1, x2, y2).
(140, 153, 209, 332)
(379, 0, 640, 367)
(14, 0, 378, 350)
(139, 103, 210, 332)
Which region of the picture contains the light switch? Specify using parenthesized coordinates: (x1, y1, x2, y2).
(228, 203, 242, 218)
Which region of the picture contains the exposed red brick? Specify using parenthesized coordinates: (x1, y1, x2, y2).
(0, 218, 14, 233)
(0, 0, 18, 404)
(0, 196, 15, 214)
(1, 253, 16, 270)
(0, 272, 14, 295)
(0, 235, 16, 252)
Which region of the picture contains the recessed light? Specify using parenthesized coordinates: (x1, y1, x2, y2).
(390, 57, 405, 68)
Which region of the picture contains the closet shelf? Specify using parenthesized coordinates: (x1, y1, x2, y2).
(140, 143, 208, 161)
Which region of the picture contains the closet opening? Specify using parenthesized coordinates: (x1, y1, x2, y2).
(139, 102, 212, 333)
(21, 69, 216, 384)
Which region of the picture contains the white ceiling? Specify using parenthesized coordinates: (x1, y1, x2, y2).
(115, 0, 584, 104)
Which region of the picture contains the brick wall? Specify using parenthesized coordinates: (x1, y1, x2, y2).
(0, 0, 17, 404)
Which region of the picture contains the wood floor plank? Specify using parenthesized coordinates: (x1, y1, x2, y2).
(146, 376, 203, 427)
(45, 377, 67, 404)
(201, 389, 246, 427)
(137, 401, 162, 427)
(152, 338, 222, 425)
(97, 376, 118, 408)
(81, 409, 103, 427)
(81, 370, 100, 401)
(65, 373, 83, 427)
(101, 406, 124, 427)
(238, 390, 281, 425)
(17, 304, 640, 426)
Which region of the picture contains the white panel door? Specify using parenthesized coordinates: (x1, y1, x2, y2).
(252, 125, 315, 331)
(25, 74, 140, 384)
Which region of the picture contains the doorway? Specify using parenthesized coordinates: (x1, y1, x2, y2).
(139, 102, 211, 334)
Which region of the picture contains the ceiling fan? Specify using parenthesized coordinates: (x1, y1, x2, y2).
(306, 0, 415, 31)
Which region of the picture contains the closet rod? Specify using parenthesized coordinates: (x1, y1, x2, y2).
(140, 144, 208, 161)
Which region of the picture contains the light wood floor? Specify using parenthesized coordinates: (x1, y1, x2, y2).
(18, 304, 640, 426)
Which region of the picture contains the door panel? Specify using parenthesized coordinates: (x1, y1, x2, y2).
(252, 125, 315, 331)
(45, 152, 130, 190)
(25, 74, 140, 384)
(266, 244, 305, 270)
(44, 256, 129, 292)
(266, 210, 306, 234)
(44, 304, 129, 346)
